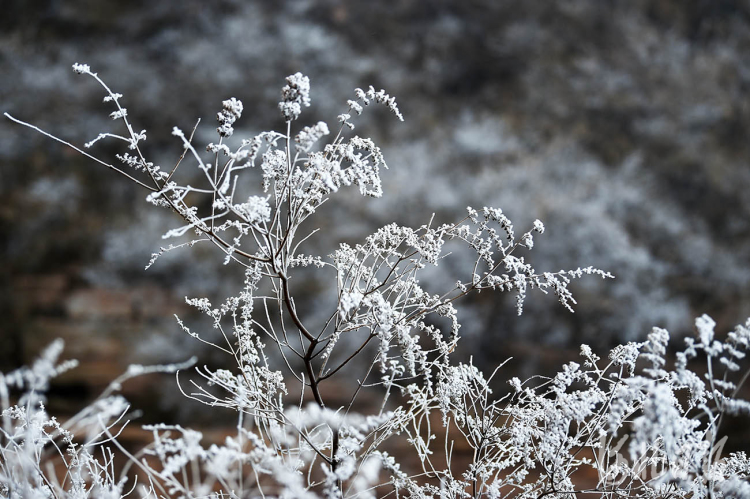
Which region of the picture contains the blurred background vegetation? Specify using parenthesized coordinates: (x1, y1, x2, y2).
(2, 0, 750, 433)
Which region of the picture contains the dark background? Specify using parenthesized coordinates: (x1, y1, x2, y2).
(2, 0, 750, 425)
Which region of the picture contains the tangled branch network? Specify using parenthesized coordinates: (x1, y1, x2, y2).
(2, 64, 749, 498)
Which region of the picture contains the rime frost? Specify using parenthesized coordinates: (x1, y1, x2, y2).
(3, 63, 750, 499)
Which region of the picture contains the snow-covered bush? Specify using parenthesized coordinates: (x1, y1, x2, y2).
(3, 65, 749, 498)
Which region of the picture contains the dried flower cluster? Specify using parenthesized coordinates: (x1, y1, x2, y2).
(2, 65, 749, 498)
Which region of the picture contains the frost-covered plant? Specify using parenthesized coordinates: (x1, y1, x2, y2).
(416, 316, 750, 498)
(0, 339, 195, 498)
(4, 64, 750, 498)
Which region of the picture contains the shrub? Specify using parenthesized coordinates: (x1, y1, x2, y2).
(3, 64, 749, 498)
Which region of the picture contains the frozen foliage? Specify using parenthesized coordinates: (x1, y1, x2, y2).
(0, 341, 195, 499)
(4, 65, 750, 498)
